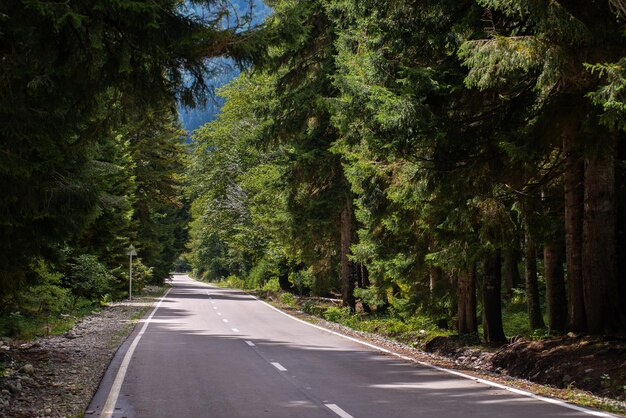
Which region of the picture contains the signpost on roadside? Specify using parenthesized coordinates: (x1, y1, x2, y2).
(127, 244, 137, 300)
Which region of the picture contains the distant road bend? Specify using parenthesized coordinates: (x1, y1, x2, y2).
(87, 274, 614, 418)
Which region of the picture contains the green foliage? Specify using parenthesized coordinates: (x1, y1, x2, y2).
(65, 254, 115, 308)
(130, 258, 154, 295)
(279, 292, 296, 306)
(323, 306, 353, 323)
(262, 278, 281, 293)
(288, 268, 314, 295)
(354, 286, 385, 310)
(22, 261, 70, 319)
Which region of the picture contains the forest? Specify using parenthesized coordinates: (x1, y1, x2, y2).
(1, 0, 625, 346)
(187, 0, 626, 343)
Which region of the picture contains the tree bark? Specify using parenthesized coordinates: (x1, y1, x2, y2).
(582, 137, 616, 333)
(503, 248, 521, 299)
(429, 266, 444, 299)
(457, 267, 477, 335)
(543, 243, 567, 333)
(616, 137, 626, 332)
(563, 128, 586, 332)
(340, 198, 356, 312)
(482, 250, 506, 345)
(524, 227, 545, 330)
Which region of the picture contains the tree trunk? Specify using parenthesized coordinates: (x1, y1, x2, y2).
(503, 248, 521, 299)
(482, 250, 506, 345)
(564, 129, 586, 332)
(340, 199, 356, 312)
(457, 267, 477, 335)
(524, 228, 545, 330)
(616, 137, 626, 331)
(429, 266, 444, 299)
(543, 243, 567, 333)
(582, 137, 616, 333)
(357, 262, 372, 313)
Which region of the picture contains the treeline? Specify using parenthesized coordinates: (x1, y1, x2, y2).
(188, 0, 626, 341)
(0, 0, 261, 333)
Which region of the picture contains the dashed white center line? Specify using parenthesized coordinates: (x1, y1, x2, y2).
(222, 319, 229, 323)
(217, 312, 222, 315)
(325, 404, 354, 418)
(271, 362, 287, 371)
(213, 306, 217, 310)
(245, 340, 255, 346)
(231, 328, 239, 332)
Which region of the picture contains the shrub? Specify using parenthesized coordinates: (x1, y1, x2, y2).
(353, 286, 386, 310)
(289, 268, 313, 295)
(65, 254, 115, 308)
(279, 292, 296, 306)
(262, 277, 281, 293)
(323, 306, 351, 323)
(301, 299, 324, 316)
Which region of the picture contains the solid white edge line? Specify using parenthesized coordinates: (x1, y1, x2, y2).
(325, 403, 355, 418)
(249, 295, 615, 418)
(100, 288, 172, 418)
(193, 277, 614, 418)
(245, 340, 255, 346)
(271, 362, 287, 371)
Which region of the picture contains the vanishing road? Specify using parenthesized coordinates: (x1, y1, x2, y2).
(87, 274, 613, 418)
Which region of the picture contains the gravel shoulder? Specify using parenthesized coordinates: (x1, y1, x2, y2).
(0, 287, 166, 418)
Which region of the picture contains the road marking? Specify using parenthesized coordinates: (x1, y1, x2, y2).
(325, 404, 354, 418)
(100, 288, 172, 418)
(232, 328, 240, 332)
(188, 276, 614, 418)
(222, 319, 229, 323)
(245, 340, 255, 346)
(213, 306, 218, 310)
(217, 312, 222, 315)
(271, 362, 287, 371)
(251, 296, 615, 417)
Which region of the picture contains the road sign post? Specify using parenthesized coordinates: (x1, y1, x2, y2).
(127, 245, 137, 300)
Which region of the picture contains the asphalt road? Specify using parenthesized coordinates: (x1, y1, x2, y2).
(87, 274, 612, 418)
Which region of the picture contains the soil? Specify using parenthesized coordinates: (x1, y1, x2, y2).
(424, 334, 626, 401)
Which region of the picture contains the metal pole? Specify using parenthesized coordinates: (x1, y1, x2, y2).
(129, 253, 133, 301)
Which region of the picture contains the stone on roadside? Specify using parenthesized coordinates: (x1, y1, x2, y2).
(20, 364, 35, 376)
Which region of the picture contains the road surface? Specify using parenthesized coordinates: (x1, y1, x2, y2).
(87, 274, 612, 418)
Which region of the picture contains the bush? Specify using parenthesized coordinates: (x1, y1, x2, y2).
(324, 306, 351, 323)
(279, 292, 296, 306)
(262, 277, 281, 293)
(223, 275, 246, 289)
(65, 254, 115, 308)
(354, 286, 386, 309)
(301, 299, 324, 316)
(289, 268, 313, 295)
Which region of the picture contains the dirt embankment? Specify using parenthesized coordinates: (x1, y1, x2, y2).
(425, 334, 626, 402)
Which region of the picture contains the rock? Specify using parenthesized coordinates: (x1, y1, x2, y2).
(44, 408, 52, 414)
(7, 382, 22, 394)
(0, 345, 10, 351)
(20, 364, 35, 376)
(64, 332, 79, 339)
